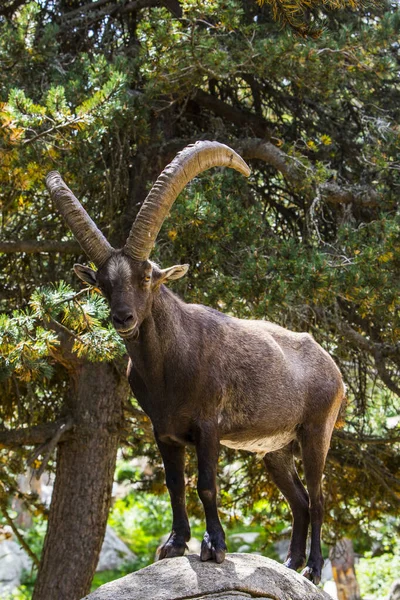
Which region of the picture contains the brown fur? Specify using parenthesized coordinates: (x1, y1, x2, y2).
(74, 252, 346, 584)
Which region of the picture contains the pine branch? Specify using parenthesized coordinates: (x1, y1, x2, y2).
(0, 0, 26, 18)
(237, 138, 382, 207)
(0, 418, 73, 448)
(27, 418, 74, 479)
(374, 354, 400, 398)
(157, 136, 383, 209)
(320, 183, 380, 208)
(193, 91, 272, 139)
(62, 0, 181, 25)
(334, 430, 400, 446)
(22, 116, 85, 146)
(236, 138, 303, 184)
(333, 320, 400, 397)
(0, 241, 81, 254)
(62, 0, 111, 19)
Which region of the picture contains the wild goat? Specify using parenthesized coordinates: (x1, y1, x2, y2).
(46, 141, 345, 585)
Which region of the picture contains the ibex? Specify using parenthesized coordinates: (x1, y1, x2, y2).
(46, 141, 345, 585)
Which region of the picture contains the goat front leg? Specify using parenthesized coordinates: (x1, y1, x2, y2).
(155, 434, 190, 559)
(194, 421, 227, 564)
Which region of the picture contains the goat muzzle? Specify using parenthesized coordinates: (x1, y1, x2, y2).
(116, 320, 139, 340)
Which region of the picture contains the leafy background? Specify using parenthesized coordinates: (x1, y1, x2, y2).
(0, 0, 399, 598)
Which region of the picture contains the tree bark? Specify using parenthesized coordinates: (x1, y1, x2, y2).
(32, 361, 129, 600)
(330, 538, 361, 600)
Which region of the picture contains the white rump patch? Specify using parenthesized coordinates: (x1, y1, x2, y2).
(106, 256, 132, 285)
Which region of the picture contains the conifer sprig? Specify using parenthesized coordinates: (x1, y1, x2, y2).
(0, 282, 125, 387)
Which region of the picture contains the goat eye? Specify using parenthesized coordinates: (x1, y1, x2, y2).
(144, 276, 151, 283)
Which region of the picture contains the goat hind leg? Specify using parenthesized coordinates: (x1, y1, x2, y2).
(195, 421, 227, 564)
(263, 444, 309, 571)
(299, 422, 334, 585)
(156, 435, 190, 559)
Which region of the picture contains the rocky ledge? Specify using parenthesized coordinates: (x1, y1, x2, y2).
(82, 553, 332, 600)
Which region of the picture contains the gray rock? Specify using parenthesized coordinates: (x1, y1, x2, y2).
(96, 526, 136, 572)
(322, 580, 337, 599)
(83, 553, 332, 600)
(229, 532, 260, 545)
(274, 539, 290, 562)
(186, 537, 202, 555)
(389, 580, 400, 600)
(320, 558, 333, 584)
(0, 539, 32, 594)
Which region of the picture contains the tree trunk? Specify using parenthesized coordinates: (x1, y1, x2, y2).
(330, 538, 361, 600)
(32, 361, 129, 600)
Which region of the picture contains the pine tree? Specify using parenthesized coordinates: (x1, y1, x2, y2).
(0, 1, 399, 597)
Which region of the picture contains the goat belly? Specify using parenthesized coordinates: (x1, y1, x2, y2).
(219, 430, 296, 454)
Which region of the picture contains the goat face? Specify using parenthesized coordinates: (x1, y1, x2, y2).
(46, 143, 249, 340)
(74, 252, 189, 340)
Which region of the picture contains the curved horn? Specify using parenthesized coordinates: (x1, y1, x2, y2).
(124, 141, 251, 261)
(46, 171, 113, 268)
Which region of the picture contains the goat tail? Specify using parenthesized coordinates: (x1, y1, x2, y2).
(334, 383, 348, 430)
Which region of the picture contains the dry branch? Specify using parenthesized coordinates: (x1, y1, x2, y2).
(0, 241, 81, 254)
(193, 92, 272, 139)
(27, 418, 74, 479)
(320, 183, 380, 207)
(236, 138, 303, 183)
(0, 500, 40, 568)
(157, 136, 382, 209)
(237, 138, 382, 207)
(0, 418, 73, 448)
(62, 0, 181, 23)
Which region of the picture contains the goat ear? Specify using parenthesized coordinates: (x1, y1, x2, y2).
(155, 264, 189, 286)
(73, 264, 97, 286)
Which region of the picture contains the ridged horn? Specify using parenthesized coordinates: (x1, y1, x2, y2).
(124, 141, 251, 261)
(46, 171, 113, 268)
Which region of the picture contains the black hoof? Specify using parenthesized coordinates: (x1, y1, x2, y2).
(283, 555, 306, 571)
(301, 565, 322, 585)
(158, 533, 187, 560)
(200, 531, 227, 564)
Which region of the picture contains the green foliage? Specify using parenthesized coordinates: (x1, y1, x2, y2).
(108, 465, 290, 570)
(356, 539, 400, 599)
(0, 587, 31, 600)
(109, 491, 173, 568)
(23, 514, 47, 561)
(0, 311, 58, 383)
(0, 281, 125, 528)
(0, 0, 399, 585)
(257, 0, 364, 36)
(0, 514, 43, 599)
(1, 282, 124, 389)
